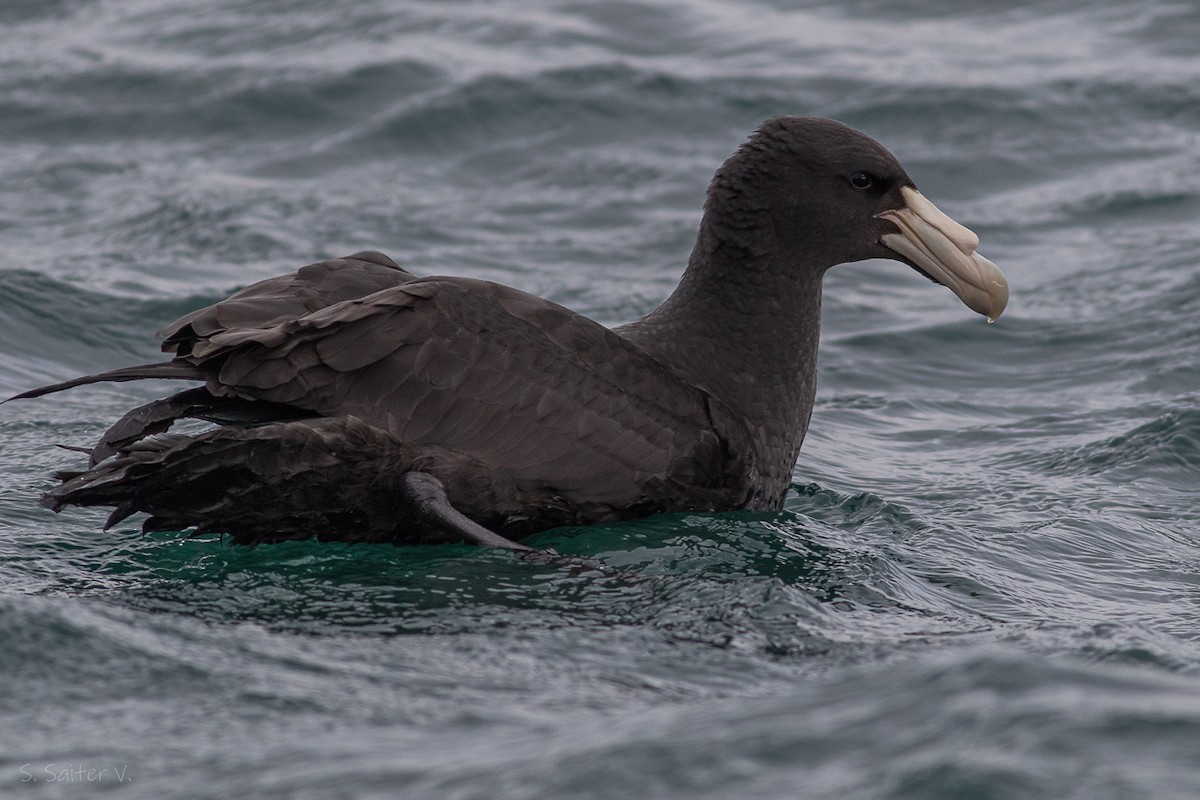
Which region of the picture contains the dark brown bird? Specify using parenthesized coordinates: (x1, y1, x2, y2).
(10, 117, 1008, 550)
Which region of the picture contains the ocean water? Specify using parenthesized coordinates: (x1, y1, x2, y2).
(1, 0, 1199, 797)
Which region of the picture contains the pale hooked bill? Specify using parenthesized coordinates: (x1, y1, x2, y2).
(878, 186, 1009, 323)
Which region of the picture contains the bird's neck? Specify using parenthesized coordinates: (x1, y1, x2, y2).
(617, 226, 826, 504)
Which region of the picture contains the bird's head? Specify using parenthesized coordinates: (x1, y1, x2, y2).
(707, 116, 1008, 322)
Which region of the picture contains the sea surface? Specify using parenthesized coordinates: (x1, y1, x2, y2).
(1, 1, 1199, 798)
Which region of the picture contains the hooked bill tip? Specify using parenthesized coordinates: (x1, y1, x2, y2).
(879, 192, 1008, 322)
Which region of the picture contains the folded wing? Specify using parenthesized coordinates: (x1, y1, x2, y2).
(175, 274, 739, 505)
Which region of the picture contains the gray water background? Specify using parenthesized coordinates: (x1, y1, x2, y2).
(1, 1, 1199, 798)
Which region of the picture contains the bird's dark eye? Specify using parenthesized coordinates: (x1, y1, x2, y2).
(849, 171, 874, 190)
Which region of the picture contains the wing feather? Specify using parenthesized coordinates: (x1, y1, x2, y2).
(161, 252, 414, 355)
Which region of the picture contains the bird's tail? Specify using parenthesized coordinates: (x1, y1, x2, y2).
(43, 418, 432, 545)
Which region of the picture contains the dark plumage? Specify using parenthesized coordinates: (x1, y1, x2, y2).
(10, 117, 1008, 548)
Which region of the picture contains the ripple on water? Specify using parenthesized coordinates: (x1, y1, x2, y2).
(1026, 407, 1200, 491)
